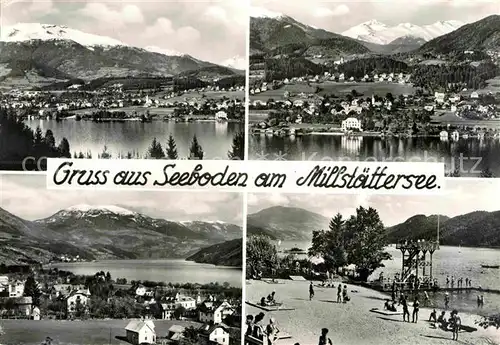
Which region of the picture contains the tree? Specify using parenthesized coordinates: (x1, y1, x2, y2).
(344, 207, 391, 281)
(57, 138, 71, 158)
(246, 235, 279, 278)
(24, 275, 41, 306)
(147, 137, 165, 159)
(228, 131, 244, 160)
(174, 306, 186, 319)
(189, 135, 204, 160)
(166, 134, 179, 159)
(308, 213, 347, 272)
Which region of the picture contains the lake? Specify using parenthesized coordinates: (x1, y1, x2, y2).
(276, 241, 500, 315)
(249, 135, 500, 177)
(47, 259, 242, 287)
(25, 119, 243, 159)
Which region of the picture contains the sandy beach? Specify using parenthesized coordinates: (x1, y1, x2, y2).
(246, 279, 500, 345)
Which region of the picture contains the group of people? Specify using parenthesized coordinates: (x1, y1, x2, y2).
(309, 282, 350, 303)
(260, 291, 278, 307)
(399, 294, 420, 323)
(246, 312, 280, 345)
(429, 309, 462, 341)
(446, 275, 471, 288)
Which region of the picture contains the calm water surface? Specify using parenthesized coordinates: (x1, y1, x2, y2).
(278, 241, 500, 315)
(47, 259, 242, 287)
(26, 120, 243, 159)
(249, 135, 500, 177)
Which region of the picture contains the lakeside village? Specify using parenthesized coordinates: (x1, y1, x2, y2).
(0, 83, 245, 123)
(248, 52, 500, 139)
(0, 264, 242, 345)
(245, 209, 500, 345)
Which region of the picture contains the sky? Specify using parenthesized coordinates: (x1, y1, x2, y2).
(0, 0, 248, 68)
(0, 174, 243, 224)
(252, 0, 499, 32)
(247, 179, 500, 227)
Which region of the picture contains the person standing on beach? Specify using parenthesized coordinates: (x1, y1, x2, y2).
(451, 310, 461, 341)
(318, 328, 333, 345)
(451, 276, 455, 288)
(445, 293, 450, 309)
(401, 295, 410, 322)
(480, 295, 484, 308)
(412, 297, 420, 323)
(465, 278, 469, 288)
(337, 284, 342, 303)
(446, 276, 450, 288)
(309, 282, 315, 301)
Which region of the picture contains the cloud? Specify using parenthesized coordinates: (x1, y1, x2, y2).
(204, 6, 228, 22)
(312, 5, 350, 17)
(78, 3, 144, 27)
(144, 17, 200, 43)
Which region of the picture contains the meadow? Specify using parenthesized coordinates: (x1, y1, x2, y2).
(0, 319, 202, 345)
(251, 82, 416, 101)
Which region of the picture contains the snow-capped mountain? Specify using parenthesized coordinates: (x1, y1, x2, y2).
(1, 23, 126, 47)
(222, 55, 247, 70)
(342, 19, 465, 45)
(250, 6, 285, 19)
(0, 23, 236, 82)
(144, 45, 184, 57)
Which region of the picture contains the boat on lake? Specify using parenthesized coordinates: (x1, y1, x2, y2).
(481, 264, 499, 269)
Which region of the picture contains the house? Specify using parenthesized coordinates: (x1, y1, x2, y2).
(199, 324, 230, 345)
(215, 111, 228, 121)
(8, 280, 25, 298)
(125, 320, 156, 345)
(470, 91, 479, 99)
(135, 285, 147, 297)
(0, 296, 32, 316)
(199, 301, 234, 324)
(434, 92, 445, 103)
(32, 306, 41, 320)
(167, 325, 185, 341)
(67, 289, 91, 316)
(160, 303, 174, 320)
(341, 118, 362, 132)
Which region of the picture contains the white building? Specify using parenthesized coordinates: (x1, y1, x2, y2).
(199, 324, 230, 345)
(199, 301, 234, 324)
(135, 285, 147, 297)
(67, 289, 91, 315)
(125, 320, 156, 345)
(341, 117, 362, 132)
(32, 306, 41, 320)
(8, 280, 25, 298)
(215, 111, 228, 121)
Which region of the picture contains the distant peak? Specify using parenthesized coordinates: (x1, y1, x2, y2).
(362, 19, 387, 27)
(65, 204, 136, 215)
(1, 22, 126, 47)
(250, 6, 285, 19)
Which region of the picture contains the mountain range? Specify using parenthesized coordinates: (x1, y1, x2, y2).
(250, 10, 500, 59)
(0, 205, 243, 265)
(247, 206, 500, 248)
(341, 19, 465, 45)
(0, 23, 243, 85)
